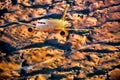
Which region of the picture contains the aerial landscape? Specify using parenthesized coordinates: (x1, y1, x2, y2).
(0, 0, 120, 80)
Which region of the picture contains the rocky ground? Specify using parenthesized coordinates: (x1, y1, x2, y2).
(0, 0, 120, 80)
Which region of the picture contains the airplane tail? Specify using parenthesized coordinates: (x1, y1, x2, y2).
(61, 4, 70, 21)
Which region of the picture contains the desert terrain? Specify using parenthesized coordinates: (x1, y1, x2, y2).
(0, 0, 120, 80)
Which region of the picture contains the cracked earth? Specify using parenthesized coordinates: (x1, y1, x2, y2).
(0, 0, 120, 80)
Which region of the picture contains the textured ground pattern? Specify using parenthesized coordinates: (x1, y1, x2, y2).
(0, 0, 120, 80)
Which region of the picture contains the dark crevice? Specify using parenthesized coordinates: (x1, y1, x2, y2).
(68, 30, 92, 36)
(52, 0, 62, 3)
(102, 60, 116, 64)
(0, 8, 8, 16)
(19, 66, 81, 78)
(74, 9, 90, 15)
(79, 49, 117, 53)
(105, 19, 120, 23)
(112, 64, 120, 69)
(22, 60, 30, 67)
(0, 41, 16, 54)
(87, 70, 106, 77)
(18, 39, 72, 51)
(87, 41, 120, 47)
(49, 74, 66, 80)
(86, 55, 93, 61)
(0, 69, 3, 72)
(100, 42, 120, 46)
(0, 31, 4, 37)
(31, 0, 34, 2)
(11, 0, 17, 5)
(19, 3, 50, 9)
(0, 22, 22, 28)
(66, 0, 75, 6)
(85, 1, 92, 6)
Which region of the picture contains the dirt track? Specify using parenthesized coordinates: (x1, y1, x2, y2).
(0, 0, 120, 80)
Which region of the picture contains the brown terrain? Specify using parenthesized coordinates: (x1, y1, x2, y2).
(0, 0, 120, 80)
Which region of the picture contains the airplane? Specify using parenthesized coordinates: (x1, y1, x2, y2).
(13, 4, 92, 37)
